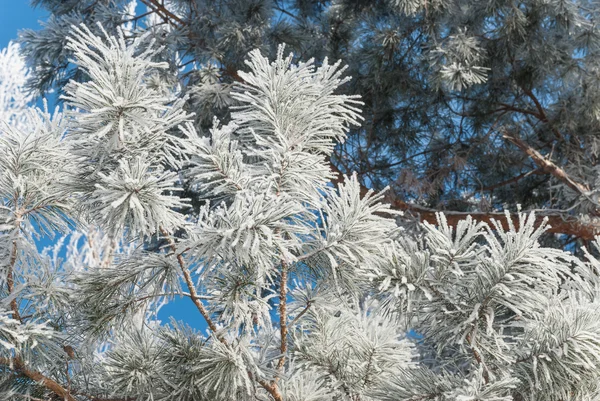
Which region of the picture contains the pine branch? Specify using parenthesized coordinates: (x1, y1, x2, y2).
(257, 378, 284, 401)
(122, 9, 158, 24)
(290, 300, 312, 327)
(7, 237, 22, 322)
(466, 331, 489, 384)
(503, 132, 590, 196)
(159, 227, 223, 342)
(479, 168, 544, 192)
(496, 103, 545, 120)
(275, 260, 289, 376)
(518, 85, 563, 141)
(329, 163, 600, 239)
(159, 228, 290, 399)
(394, 201, 599, 239)
(7, 208, 22, 322)
(161, 231, 284, 401)
(0, 357, 75, 401)
(138, 0, 184, 26)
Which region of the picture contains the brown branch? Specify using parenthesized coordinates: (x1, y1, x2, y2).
(503, 132, 590, 195)
(519, 85, 563, 141)
(289, 300, 312, 327)
(391, 199, 599, 240)
(258, 378, 284, 401)
(466, 332, 489, 384)
(158, 227, 224, 343)
(275, 261, 288, 377)
(138, 0, 184, 26)
(159, 228, 285, 400)
(496, 103, 543, 119)
(0, 357, 75, 401)
(222, 65, 245, 84)
(122, 9, 157, 24)
(133, 2, 247, 88)
(329, 162, 600, 240)
(521, 87, 547, 121)
(7, 237, 21, 322)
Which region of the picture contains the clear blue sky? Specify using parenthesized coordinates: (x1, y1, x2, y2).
(0, 2, 47, 48)
(0, 1, 205, 332)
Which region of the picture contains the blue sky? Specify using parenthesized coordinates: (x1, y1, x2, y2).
(0, 2, 47, 48)
(1, 2, 205, 332)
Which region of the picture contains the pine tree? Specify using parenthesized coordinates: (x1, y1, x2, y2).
(0, 23, 600, 401)
(18, 0, 600, 241)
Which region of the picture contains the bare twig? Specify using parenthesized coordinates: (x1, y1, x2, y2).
(519, 85, 563, 141)
(289, 301, 312, 327)
(275, 261, 289, 376)
(138, 0, 184, 26)
(7, 208, 22, 322)
(480, 168, 544, 192)
(7, 238, 22, 322)
(503, 132, 590, 195)
(158, 227, 223, 342)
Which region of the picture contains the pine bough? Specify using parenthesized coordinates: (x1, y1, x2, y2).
(0, 24, 599, 401)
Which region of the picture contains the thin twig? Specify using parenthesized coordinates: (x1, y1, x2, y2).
(503, 132, 590, 195)
(7, 238, 22, 322)
(7, 209, 22, 322)
(159, 228, 285, 400)
(466, 331, 490, 384)
(289, 301, 312, 327)
(275, 260, 289, 376)
(138, 0, 184, 26)
(159, 227, 224, 343)
(519, 85, 563, 141)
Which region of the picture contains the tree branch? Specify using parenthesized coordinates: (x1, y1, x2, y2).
(503, 132, 590, 195)
(0, 357, 75, 401)
(466, 332, 490, 384)
(159, 227, 224, 343)
(7, 237, 22, 322)
(329, 163, 600, 240)
(289, 300, 312, 327)
(479, 168, 544, 192)
(138, 0, 184, 26)
(392, 199, 599, 240)
(159, 228, 285, 401)
(258, 378, 284, 401)
(496, 103, 543, 119)
(7, 208, 23, 322)
(275, 260, 288, 376)
(519, 85, 563, 141)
